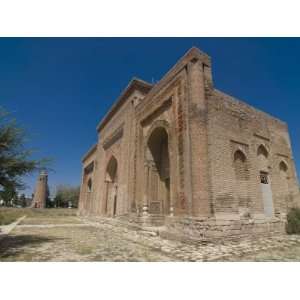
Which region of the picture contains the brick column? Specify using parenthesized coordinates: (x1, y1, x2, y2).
(186, 58, 212, 217)
(142, 162, 150, 216)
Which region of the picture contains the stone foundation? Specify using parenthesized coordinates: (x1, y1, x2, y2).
(81, 213, 287, 244)
(160, 215, 287, 243)
(111, 213, 287, 243)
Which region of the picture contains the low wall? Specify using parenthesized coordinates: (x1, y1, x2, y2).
(161, 216, 287, 242)
(79, 212, 288, 243)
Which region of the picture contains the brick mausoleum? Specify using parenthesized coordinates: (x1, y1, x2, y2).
(79, 47, 300, 241)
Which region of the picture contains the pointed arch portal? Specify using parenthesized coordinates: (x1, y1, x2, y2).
(145, 126, 170, 215)
(105, 156, 118, 216)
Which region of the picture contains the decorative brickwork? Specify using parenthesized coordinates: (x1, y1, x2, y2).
(79, 47, 300, 240)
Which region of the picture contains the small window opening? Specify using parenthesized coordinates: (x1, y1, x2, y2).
(87, 179, 92, 193)
(260, 172, 269, 184)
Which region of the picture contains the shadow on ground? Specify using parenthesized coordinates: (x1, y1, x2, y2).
(0, 234, 60, 260)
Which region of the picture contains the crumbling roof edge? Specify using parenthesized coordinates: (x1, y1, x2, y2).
(96, 77, 152, 132)
(82, 143, 97, 163)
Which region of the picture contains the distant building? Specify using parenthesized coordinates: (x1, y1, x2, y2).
(31, 170, 49, 208)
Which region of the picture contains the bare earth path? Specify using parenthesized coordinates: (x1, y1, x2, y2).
(1, 210, 300, 262)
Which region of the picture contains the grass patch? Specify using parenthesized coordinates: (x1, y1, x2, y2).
(0, 209, 26, 225)
(0, 208, 78, 226)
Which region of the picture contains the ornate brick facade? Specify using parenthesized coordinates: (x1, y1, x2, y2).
(79, 47, 300, 240)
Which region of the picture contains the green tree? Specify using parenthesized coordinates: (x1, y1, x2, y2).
(13, 193, 19, 207)
(0, 106, 50, 197)
(54, 185, 80, 208)
(0, 184, 17, 206)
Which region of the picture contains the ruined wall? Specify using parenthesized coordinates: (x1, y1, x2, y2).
(207, 89, 300, 219)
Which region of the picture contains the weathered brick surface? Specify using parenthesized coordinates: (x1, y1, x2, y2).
(31, 171, 49, 209)
(78, 47, 300, 240)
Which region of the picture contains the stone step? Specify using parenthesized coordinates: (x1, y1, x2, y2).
(119, 214, 166, 227)
(83, 215, 166, 237)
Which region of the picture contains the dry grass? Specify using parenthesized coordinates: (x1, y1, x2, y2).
(0, 208, 77, 225)
(0, 209, 26, 225)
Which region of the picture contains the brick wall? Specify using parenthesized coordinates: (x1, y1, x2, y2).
(78, 47, 300, 240)
(207, 89, 300, 219)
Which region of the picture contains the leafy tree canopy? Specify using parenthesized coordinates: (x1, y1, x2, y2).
(0, 106, 50, 195)
(54, 185, 80, 208)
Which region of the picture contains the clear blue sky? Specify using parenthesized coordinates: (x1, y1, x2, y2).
(0, 38, 299, 197)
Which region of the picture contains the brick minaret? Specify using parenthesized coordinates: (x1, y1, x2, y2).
(31, 170, 49, 208)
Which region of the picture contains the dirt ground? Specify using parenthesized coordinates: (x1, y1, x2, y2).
(1, 209, 300, 262)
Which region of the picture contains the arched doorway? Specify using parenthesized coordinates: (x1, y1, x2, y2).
(146, 126, 170, 215)
(86, 178, 93, 211)
(233, 150, 250, 214)
(105, 156, 118, 216)
(87, 178, 92, 193)
(233, 150, 249, 181)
